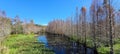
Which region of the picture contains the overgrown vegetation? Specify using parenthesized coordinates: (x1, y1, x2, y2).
(97, 43, 120, 54)
(1, 34, 54, 54)
(0, 10, 48, 54)
(46, 0, 120, 54)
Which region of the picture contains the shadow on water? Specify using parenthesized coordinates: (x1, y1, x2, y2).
(37, 33, 97, 54)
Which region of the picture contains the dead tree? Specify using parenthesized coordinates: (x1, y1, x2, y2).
(81, 7, 87, 54)
(108, 0, 114, 54)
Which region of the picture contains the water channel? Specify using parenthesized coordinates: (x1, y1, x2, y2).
(37, 34, 96, 54)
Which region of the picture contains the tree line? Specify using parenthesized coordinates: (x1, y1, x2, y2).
(0, 10, 43, 37)
(46, 0, 119, 54)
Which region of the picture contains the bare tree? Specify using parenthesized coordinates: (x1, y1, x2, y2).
(108, 0, 114, 54)
(12, 15, 23, 34)
(90, 2, 97, 51)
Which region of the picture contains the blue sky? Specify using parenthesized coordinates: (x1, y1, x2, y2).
(0, 0, 92, 25)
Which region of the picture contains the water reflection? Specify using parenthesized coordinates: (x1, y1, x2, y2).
(38, 34, 94, 54)
(38, 35, 48, 47)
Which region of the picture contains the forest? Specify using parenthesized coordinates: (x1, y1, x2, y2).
(46, 0, 120, 54)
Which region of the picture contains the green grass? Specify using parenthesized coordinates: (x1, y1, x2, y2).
(97, 38, 120, 54)
(1, 34, 54, 54)
(69, 35, 120, 54)
(97, 44, 120, 54)
(70, 35, 94, 47)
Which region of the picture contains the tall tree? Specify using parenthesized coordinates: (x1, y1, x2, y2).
(108, 0, 114, 54)
(90, 0, 98, 53)
(81, 7, 87, 54)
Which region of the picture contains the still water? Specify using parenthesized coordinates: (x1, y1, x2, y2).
(38, 34, 95, 54)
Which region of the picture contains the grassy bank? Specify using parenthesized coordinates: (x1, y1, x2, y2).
(1, 34, 54, 54)
(70, 35, 120, 54)
(97, 43, 120, 54)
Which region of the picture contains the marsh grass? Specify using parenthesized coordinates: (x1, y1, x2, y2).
(1, 34, 54, 54)
(97, 44, 120, 54)
(70, 35, 120, 54)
